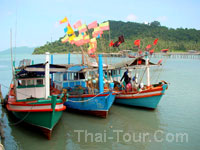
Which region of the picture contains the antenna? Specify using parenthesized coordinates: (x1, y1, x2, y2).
(10, 29, 14, 82)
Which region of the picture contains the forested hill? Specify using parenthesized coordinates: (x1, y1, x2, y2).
(33, 20, 200, 54)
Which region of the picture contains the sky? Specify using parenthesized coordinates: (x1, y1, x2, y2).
(0, 0, 200, 51)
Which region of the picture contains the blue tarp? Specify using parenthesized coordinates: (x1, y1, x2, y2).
(68, 66, 88, 72)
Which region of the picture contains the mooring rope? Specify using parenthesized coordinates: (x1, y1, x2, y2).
(67, 91, 113, 103)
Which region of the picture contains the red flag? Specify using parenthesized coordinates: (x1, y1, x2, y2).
(73, 20, 82, 29)
(88, 21, 98, 29)
(134, 40, 140, 47)
(153, 38, 158, 45)
(146, 44, 152, 49)
(109, 40, 114, 47)
(89, 54, 96, 58)
(137, 59, 142, 65)
(118, 35, 124, 43)
(138, 50, 143, 55)
(161, 49, 168, 53)
(158, 59, 163, 65)
(149, 49, 154, 55)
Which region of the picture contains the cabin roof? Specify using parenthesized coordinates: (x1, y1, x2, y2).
(16, 63, 69, 76)
(109, 57, 157, 69)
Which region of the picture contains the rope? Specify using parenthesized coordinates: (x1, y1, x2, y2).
(9, 111, 32, 126)
(67, 91, 112, 103)
(0, 83, 33, 98)
(0, 83, 37, 126)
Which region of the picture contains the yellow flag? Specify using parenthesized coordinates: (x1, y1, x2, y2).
(61, 34, 69, 43)
(99, 21, 109, 27)
(67, 24, 74, 34)
(90, 38, 97, 43)
(60, 17, 68, 24)
(69, 34, 76, 41)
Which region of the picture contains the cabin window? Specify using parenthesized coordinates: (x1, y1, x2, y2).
(18, 80, 26, 86)
(27, 80, 34, 86)
(54, 73, 62, 81)
(74, 73, 78, 80)
(79, 72, 85, 79)
(36, 79, 43, 85)
(69, 73, 74, 80)
(111, 70, 113, 76)
(63, 73, 67, 81)
(118, 69, 120, 75)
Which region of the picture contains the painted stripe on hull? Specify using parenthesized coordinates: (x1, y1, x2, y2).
(115, 95, 163, 109)
(7, 104, 65, 112)
(116, 91, 162, 99)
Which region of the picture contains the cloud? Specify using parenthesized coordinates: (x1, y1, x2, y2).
(156, 16, 167, 22)
(126, 14, 137, 21)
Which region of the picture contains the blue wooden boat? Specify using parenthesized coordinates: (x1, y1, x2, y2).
(53, 55, 116, 117)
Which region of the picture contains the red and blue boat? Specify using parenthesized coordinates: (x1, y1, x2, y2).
(53, 55, 116, 118)
(110, 55, 168, 109)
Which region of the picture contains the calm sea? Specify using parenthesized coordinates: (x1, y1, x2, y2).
(0, 53, 200, 150)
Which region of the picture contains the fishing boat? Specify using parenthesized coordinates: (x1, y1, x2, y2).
(6, 52, 66, 139)
(53, 55, 116, 118)
(110, 55, 168, 109)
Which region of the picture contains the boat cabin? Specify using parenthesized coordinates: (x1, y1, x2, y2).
(16, 76, 45, 100)
(53, 65, 89, 90)
(15, 63, 67, 100)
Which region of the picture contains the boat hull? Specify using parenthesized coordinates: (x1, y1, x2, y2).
(115, 84, 168, 109)
(11, 110, 63, 139)
(6, 87, 66, 139)
(64, 92, 116, 118)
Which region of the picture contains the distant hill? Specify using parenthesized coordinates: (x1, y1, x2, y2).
(0, 46, 34, 55)
(33, 20, 200, 54)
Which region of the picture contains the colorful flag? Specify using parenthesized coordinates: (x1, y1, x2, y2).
(137, 59, 142, 65)
(153, 38, 159, 45)
(149, 49, 154, 55)
(73, 20, 82, 29)
(60, 17, 68, 24)
(88, 21, 98, 29)
(146, 44, 152, 50)
(68, 34, 76, 42)
(64, 27, 68, 33)
(83, 35, 90, 44)
(134, 39, 140, 47)
(109, 40, 114, 47)
(157, 59, 163, 65)
(118, 35, 124, 43)
(90, 38, 97, 44)
(113, 35, 124, 47)
(161, 49, 168, 53)
(61, 34, 69, 43)
(67, 23, 74, 34)
(78, 24, 87, 34)
(99, 21, 109, 31)
(138, 50, 143, 55)
(89, 54, 96, 58)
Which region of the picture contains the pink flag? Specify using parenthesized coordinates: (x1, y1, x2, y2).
(158, 59, 163, 65)
(88, 21, 97, 29)
(100, 26, 109, 31)
(73, 20, 82, 29)
(149, 49, 154, 55)
(88, 48, 96, 54)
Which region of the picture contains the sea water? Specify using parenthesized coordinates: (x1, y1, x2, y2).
(0, 53, 200, 150)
